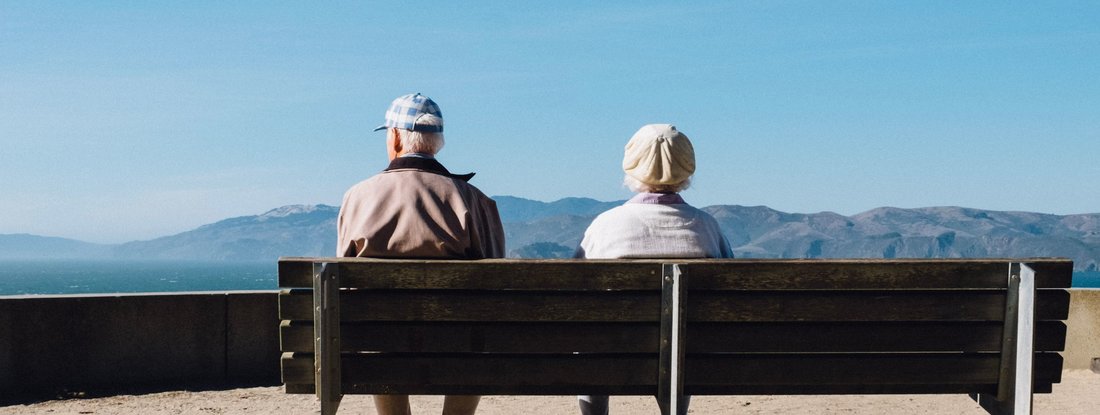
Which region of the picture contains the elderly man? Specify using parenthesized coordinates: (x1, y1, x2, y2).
(337, 93, 505, 415)
(576, 124, 733, 415)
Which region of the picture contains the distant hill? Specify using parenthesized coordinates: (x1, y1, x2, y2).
(113, 205, 338, 261)
(0, 234, 112, 259)
(704, 205, 1100, 271)
(493, 196, 623, 223)
(4, 197, 1099, 271)
(509, 241, 575, 259)
(493, 196, 623, 257)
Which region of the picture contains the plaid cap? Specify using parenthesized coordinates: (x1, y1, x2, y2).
(372, 93, 444, 133)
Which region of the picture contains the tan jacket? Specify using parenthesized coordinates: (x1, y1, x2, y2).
(337, 157, 506, 259)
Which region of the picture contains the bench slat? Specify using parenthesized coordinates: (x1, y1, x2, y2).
(280, 321, 659, 353)
(280, 289, 661, 322)
(1020, 260, 1075, 288)
(685, 353, 1063, 395)
(689, 289, 1070, 322)
(279, 259, 666, 290)
(277, 259, 316, 288)
(281, 382, 1049, 396)
(682, 260, 1072, 289)
(277, 258, 1073, 290)
(688, 321, 1067, 353)
(282, 353, 659, 395)
(280, 289, 1069, 322)
(279, 320, 1066, 354)
(281, 352, 1062, 396)
(285, 383, 658, 396)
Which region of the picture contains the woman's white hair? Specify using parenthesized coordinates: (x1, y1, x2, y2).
(623, 174, 692, 194)
(400, 113, 445, 154)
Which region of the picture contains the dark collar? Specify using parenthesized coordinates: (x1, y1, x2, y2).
(384, 157, 476, 182)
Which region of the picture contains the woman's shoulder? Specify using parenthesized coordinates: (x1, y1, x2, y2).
(587, 204, 637, 226)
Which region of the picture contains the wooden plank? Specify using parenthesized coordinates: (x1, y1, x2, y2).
(282, 381, 1058, 396)
(686, 350, 1007, 387)
(281, 352, 314, 386)
(685, 321, 1067, 353)
(280, 353, 1062, 396)
(279, 258, 666, 290)
(682, 383, 1057, 396)
(280, 321, 1067, 354)
(278, 320, 301, 352)
(280, 321, 659, 353)
(277, 258, 316, 288)
(277, 289, 310, 320)
(687, 290, 1070, 322)
(677, 258, 1072, 289)
(278, 258, 1073, 290)
(282, 353, 659, 395)
(280, 289, 1070, 323)
(1037, 289, 1072, 320)
(1022, 260, 1074, 288)
(683, 261, 1009, 290)
(280, 290, 662, 322)
(683, 353, 1063, 390)
(333, 260, 665, 290)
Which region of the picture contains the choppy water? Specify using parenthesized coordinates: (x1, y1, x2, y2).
(1074, 271, 1100, 288)
(0, 260, 275, 295)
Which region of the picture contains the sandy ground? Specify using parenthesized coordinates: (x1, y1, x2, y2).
(3, 371, 1097, 415)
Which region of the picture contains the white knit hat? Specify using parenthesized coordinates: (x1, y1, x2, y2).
(622, 124, 696, 186)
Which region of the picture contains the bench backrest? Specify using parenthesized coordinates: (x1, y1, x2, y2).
(277, 258, 1072, 413)
(280, 259, 673, 396)
(673, 259, 1070, 397)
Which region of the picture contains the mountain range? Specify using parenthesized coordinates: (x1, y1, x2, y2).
(2, 196, 1098, 271)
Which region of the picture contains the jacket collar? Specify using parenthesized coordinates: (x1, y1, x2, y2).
(628, 192, 685, 205)
(384, 156, 476, 182)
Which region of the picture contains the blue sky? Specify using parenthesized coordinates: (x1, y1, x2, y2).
(2, 2, 1098, 243)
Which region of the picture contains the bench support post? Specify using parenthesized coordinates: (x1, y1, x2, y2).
(314, 262, 342, 415)
(658, 263, 687, 415)
(973, 263, 1035, 415)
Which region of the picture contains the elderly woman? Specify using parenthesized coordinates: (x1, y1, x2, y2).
(577, 124, 733, 415)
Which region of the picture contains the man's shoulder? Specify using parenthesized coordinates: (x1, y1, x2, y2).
(343, 172, 390, 194)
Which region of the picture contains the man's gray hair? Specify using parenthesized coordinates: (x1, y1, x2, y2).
(400, 113, 445, 154)
(623, 174, 692, 194)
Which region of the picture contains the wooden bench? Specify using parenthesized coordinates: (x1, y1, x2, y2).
(277, 258, 1072, 415)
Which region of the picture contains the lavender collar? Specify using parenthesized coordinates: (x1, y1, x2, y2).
(628, 192, 685, 205)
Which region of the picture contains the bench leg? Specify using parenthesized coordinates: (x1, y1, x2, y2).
(658, 264, 687, 415)
(971, 263, 1036, 415)
(315, 263, 343, 415)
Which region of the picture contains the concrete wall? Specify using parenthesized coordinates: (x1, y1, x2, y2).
(0, 292, 280, 401)
(1064, 289, 1100, 370)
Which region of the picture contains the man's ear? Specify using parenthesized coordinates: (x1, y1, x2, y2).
(390, 128, 403, 154)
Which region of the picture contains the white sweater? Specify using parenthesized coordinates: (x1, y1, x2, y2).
(577, 194, 733, 259)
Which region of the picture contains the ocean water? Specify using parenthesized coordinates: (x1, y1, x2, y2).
(1075, 271, 1100, 288)
(0, 260, 276, 296)
(0, 260, 1097, 296)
